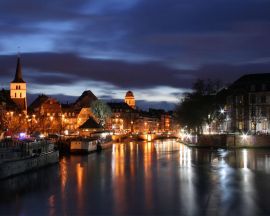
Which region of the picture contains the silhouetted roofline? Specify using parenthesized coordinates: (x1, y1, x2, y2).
(79, 117, 102, 129)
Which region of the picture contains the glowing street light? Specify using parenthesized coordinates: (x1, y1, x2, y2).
(241, 133, 249, 140)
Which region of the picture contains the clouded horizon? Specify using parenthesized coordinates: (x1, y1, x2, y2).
(1, 0, 270, 109)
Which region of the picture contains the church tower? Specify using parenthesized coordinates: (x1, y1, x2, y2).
(124, 91, 136, 109)
(10, 57, 27, 112)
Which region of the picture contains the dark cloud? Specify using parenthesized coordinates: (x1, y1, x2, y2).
(1, 0, 270, 66)
(1, 0, 270, 106)
(44, 0, 270, 67)
(1, 52, 270, 91)
(0, 53, 191, 88)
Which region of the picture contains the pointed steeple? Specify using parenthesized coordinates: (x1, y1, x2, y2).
(12, 57, 25, 83)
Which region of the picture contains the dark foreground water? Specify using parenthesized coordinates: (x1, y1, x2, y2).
(1, 139, 270, 216)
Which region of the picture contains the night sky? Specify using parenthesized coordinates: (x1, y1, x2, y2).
(1, 0, 270, 109)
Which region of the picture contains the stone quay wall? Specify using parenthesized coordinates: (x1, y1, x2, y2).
(182, 134, 270, 148)
(0, 151, 59, 179)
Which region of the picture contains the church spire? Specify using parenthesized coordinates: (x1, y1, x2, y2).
(12, 56, 25, 83)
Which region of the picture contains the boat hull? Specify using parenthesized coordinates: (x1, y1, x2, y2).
(70, 140, 97, 154)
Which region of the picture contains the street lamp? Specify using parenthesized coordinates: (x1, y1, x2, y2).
(220, 109, 225, 114)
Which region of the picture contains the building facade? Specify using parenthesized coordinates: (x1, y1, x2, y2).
(227, 74, 270, 134)
(28, 95, 62, 134)
(124, 91, 136, 109)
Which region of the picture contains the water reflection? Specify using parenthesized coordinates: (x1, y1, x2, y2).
(1, 140, 270, 215)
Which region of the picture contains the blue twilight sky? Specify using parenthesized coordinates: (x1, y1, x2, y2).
(1, 0, 270, 109)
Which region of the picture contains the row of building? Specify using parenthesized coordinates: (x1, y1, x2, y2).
(199, 74, 270, 135)
(0, 57, 175, 137)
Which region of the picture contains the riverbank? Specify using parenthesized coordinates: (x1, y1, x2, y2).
(180, 134, 270, 149)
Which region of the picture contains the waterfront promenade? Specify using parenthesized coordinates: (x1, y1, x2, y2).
(1, 139, 270, 215)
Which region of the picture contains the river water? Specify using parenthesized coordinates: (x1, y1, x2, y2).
(1, 139, 270, 215)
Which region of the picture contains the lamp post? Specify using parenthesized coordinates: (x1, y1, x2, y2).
(219, 108, 226, 133)
(131, 120, 134, 133)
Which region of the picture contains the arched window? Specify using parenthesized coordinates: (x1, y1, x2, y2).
(20, 93, 22, 98)
(15, 93, 17, 98)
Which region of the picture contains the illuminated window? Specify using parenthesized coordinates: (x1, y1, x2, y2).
(239, 122, 243, 130)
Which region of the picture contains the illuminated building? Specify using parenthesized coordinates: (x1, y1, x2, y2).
(62, 106, 93, 133)
(28, 95, 62, 134)
(10, 57, 27, 113)
(29, 91, 96, 135)
(107, 102, 138, 134)
(124, 91, 136, 109)
(227, 74, 270, 134)
(108, 92, 176, 134)
(61, 91, 97, 133)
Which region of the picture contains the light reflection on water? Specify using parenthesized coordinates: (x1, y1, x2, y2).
(1, 139, 270, 215)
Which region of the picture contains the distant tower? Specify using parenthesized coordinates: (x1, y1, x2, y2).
(10, 57, 27, 112)
(124, 91, 135, 109)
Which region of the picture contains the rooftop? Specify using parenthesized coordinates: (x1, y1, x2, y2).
(11, 57, 25, 83)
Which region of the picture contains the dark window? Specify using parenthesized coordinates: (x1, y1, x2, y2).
(237, 95, 244, 104)
(261, 95, 266, 103)
(251, 85, 256, 91)
(261, 107, 267, 117)
(251, 107, 256, 117)
(250, 95, 256, 104)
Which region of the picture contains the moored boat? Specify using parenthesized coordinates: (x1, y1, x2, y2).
(70, 138, 98, 154)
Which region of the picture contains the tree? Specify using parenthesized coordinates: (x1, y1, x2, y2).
(0, 105, 7, 137)
(175, 79, 225, 134)
(91, 100, 112, 127)
(5, 112, 28, 135)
